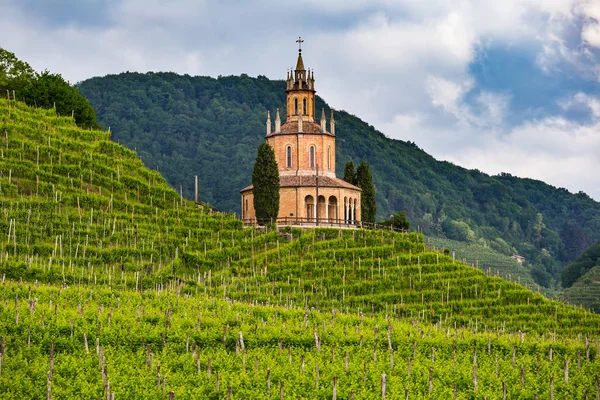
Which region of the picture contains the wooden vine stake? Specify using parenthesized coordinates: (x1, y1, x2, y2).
(428, 367, 433, 395)
(332, 376, 337, 400)
(47, 370, 52, 400)
(382, 374, 387, 399)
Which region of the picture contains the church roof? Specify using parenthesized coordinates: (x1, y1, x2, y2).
(268, 120, 332, 135)
(241, 175, 361, 193)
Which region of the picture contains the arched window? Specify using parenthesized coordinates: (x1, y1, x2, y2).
(294, 98, 298, 115)
(327, 145, 331, 170)
(309, 146, 315, 169)
(303, 98, 307, 115)
(286, 146, 292, 168)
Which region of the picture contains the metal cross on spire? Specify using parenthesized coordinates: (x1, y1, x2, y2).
(296, 36, 304, 53)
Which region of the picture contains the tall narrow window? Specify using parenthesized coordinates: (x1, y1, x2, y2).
(303, 98, 307, 115)
(286, 146, 292, 168)
(327, 145, 331, 170)
(309, 146, 315, 169)
(294, 98, 298, 115)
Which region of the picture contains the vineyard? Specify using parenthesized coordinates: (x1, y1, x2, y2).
(1, 97, 599, 399)
(427, 237, 537, 290)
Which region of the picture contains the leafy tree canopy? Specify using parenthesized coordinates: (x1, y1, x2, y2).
(0, 48, 35, 91)
(0, 47, 100, 129)
(381, 210, 411, 231)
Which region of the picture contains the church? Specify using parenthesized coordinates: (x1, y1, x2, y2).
(241, 41, 362, 225)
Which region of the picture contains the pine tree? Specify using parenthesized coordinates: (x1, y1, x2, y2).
(252, 142, 280, 222)
(356, 161, 376, 223)
(343, 161, 356, 185)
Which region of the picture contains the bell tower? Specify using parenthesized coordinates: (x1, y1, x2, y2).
(286, 37, 316, 123)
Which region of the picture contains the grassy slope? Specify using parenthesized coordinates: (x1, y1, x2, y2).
(427, 237, 537, 287)
(562, 265, 600, 312)
(1, 99, 599, 399)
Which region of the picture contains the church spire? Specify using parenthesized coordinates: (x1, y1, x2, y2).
(295, 52, 305, 71)
(294, 37, 307, 87)
(286, 38, 316, 123)
(295, 36, 305, 71)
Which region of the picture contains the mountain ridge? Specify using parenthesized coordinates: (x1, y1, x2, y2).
(78, 72, 600, 289)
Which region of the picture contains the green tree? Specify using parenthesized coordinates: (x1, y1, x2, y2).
(381, 210, 411, 230)
(252, 142, 280, 222)
(442, 219, 476, 243)
(343, 161, 356, 185)
(560, 220, 589, 262)
(0, 48, 35, 93)
(23, 71, 100, 129)
(356, 161, 376, 223)
(0, 47, 100, 129)
(392, 211, 411, 230)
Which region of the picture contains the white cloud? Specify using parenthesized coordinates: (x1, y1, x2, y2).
(561, 92, 600, 118)
(446, 116, 600, 199)
(579, 0, 600, 48)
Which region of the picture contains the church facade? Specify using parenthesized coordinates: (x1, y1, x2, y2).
(241, 44, 361, 225)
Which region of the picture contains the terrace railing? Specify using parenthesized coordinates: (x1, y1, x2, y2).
(242, 217, 409, 233)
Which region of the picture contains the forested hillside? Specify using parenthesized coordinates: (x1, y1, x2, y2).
(78, 73, 600, 288)
(2, 98, 600, 399)
(558, 241, 600, 311)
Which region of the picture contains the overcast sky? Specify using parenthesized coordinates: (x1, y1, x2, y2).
(2, 0, 600, 200)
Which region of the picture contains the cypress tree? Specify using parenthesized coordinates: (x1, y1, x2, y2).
(252, 142, 280, 222)
(356, 161, 376, 223)
(343, 161, 356, 185)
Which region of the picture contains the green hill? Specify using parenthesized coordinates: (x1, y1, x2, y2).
(1, 98, 600, 399)
(562, 241, 600, 288)
(427, 237, 537, 288)
(559, 241, 600, 311)
(77, 73, 600, 289)
(562, 265, 600, 313)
